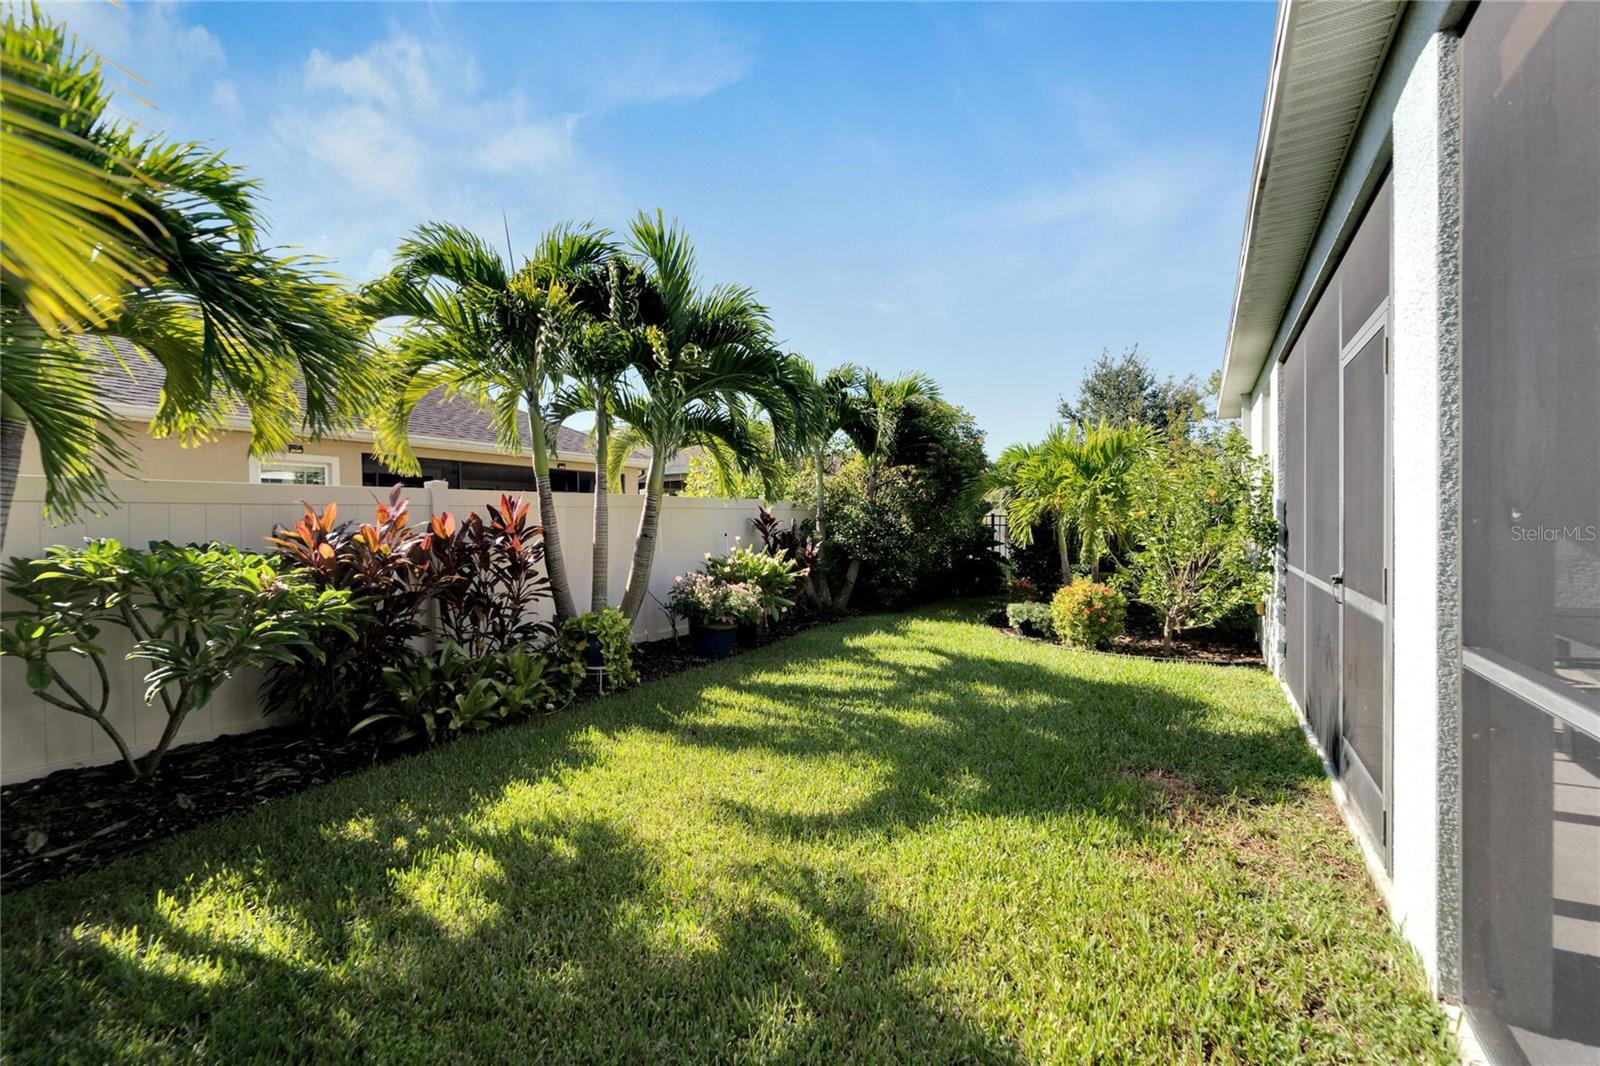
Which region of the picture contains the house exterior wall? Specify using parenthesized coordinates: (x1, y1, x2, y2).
(1239, 4, 1467, 998)
(16, 422, 642, 492)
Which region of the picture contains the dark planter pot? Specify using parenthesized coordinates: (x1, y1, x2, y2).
(582, 636, 605, 669)
(689, 621, 738, 660)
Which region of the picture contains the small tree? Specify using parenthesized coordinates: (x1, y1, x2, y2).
(2, 540, 356, 778)
(1119, 429, 1275, 652)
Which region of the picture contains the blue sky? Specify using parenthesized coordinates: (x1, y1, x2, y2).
(51, 1, 1276, 452)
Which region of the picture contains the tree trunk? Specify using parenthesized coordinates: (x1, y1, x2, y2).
(527, 394, 577, 621)
(619, 452, 666, 622)
(1055, 520, 1071, 585)
(590, 403, 609, 612)
(835, 558, 861, 611)
(810, 447, 832, 607)
(0, 416, 25, 551)
(142, 689, 192, 777)
(1162, 618, 1174, 656)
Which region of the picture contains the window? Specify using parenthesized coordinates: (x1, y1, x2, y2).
(361, 453, 593, 493)
(251, 454, 338, 486)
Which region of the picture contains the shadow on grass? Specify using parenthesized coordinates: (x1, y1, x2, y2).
(2, 601, 1322, 1063)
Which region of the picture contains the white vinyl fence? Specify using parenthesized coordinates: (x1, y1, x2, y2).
(0, 476, 806, 784)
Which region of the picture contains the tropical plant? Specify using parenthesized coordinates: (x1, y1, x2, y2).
(705, 544, 802, 624)
(0, 8, 378, 544)
(264, 487, 441, 730)
(426, 494, 556, 657)
(828, 367, 941, 609)
(1005, 601, 1055, 639)
(995, 421, 1150, 583)
(359, 642, 579, 745)
(604, 211, 808, 621)
(813, 397, 993, 610)
(560, 607, 638, 688)
(364, 221, 613, 621)
(1050, 581, 1126, 650)
(665, 571, 764, 628)
(546, 255, 647, 610)
(1, 539, 355, 777)
(1118, 428, 1276, 652)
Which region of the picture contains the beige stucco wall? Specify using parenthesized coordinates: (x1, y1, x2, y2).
(18, 421, 640, 491)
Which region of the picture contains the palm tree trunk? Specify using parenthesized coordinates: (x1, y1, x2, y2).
(0, 416, 24, 551)
(527, 394, 578, 621)
(1055, 520, 1071, 585)
(810, 448, 832, 607)
(619, 451, 666, 622)
(590, 403, 609, 611)
(835, 558, 861, 610)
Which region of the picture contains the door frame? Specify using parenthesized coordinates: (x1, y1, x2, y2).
(1336, 299, 1394, 868)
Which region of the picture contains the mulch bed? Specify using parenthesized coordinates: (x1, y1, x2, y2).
(989, 612, 1264, 666)
(1, 612, 840, 895)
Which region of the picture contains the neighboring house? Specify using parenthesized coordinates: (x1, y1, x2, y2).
(1220, 3, 1597, 1063)
(15, 339, 651, 493)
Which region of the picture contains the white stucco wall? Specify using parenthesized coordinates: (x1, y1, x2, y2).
(1388, 30, 1462, 993)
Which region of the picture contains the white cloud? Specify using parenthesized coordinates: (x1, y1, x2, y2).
(210, 79, 241, 116)
(304, 36, 437, 112)
(474, 117, 578, 175)
(277, 104, 427, 206)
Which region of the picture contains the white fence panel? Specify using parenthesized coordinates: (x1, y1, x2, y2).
(0, 476, 805, 783)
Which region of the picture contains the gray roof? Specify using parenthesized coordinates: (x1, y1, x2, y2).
(81, 336, 640, 462)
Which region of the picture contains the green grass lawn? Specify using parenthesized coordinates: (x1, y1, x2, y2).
(1, 604, 1452, 1064)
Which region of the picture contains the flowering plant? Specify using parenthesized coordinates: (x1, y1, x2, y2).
(666, 571, 764, 627)
(1049, 580, 1126, 649)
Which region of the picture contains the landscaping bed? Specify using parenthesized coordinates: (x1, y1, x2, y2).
(987, 604, 1264, 666)
(2, 604, 1452, 1063)
(0, 613, 835, 894)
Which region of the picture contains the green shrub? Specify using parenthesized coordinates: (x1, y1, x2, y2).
(1, 540, 356, 778)
(1050, 581, 1126, 649)
(665, 572, 764, 627)
(1005, 601, 1055, 639)
(560, 607, 638, 688)
(358, 642, 581, 744)
(1119, 428, 1276, 652)
(704, 544, 801, 623)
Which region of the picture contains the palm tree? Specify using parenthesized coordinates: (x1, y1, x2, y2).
(830, 367, 940, 610)
(996, 421, 1150, 583)
(1, 9, 376, 544)
(775, 358, 857, 607)
(605, 211, 807, 622)
(546, 257, 643, 610)
(364, 222, 612, 621)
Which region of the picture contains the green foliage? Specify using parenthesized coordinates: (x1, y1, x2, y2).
(1050, 581, 1127, 650)
(1119, 428, 1277, 650)
(265, 487, 440, 730)
(812, 399, 995, 609)
(1, 7, 377, 527)
(357, 642, 580, 745)
(704, 544, 801, 622)
(560, 607, 638, 688)
(1, 539, 355, 777)
(1005, 601, 1055, 639)
(995, 421, 1150, 582)
(665, 571, 764, 627)
(1058, 344, 1214, 436)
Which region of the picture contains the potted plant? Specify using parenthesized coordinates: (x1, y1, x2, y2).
(666, 572, 762, 659)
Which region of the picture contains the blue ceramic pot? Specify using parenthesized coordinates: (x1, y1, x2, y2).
(689, 621, 738, 660)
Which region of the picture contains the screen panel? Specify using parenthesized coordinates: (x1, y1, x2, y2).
(1339, 175, 1393, 347)
(1285, 339, 1308, 574)
(1306, 587, 1340, 759)
(1342, 329, 1387, 602)
(1460, 2, 1600, 1060)
(1286, 571, 1306, 709)
(1303, 297, 1341, 583)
